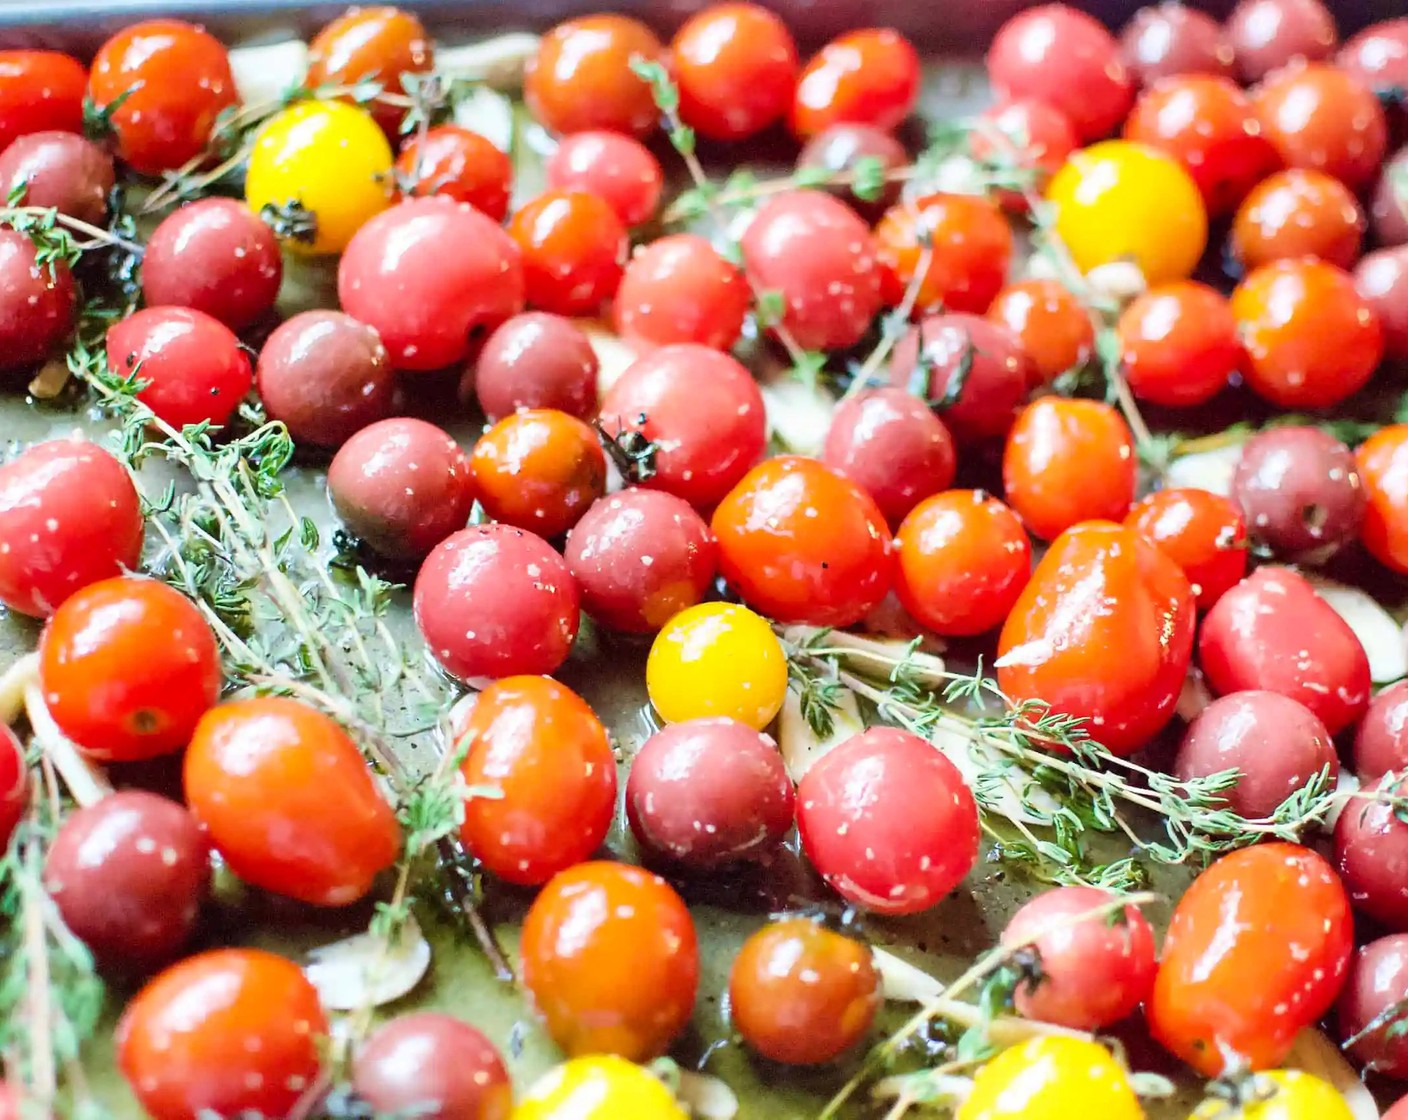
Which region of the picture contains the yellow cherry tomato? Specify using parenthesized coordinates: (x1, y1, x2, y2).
(1189, 1071, 1354, 1120)
(512, 1055, 688, 1120)
(245, 99, 393, 255)
(958, 1037, 1145, 1120)
(1046, 140, 1208, 286)
(646, 602, 788, 729)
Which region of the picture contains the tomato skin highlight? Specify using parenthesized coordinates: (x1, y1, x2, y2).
(525, 15, 664, 139)
(672, 3, 799, 141)
(790, 28, 920, 138)
(508, 189, 627, 317)
(0, 227, 75, 372)
(396, 125, 512, 221)
(646, 602, 788, 730)
(470, 408, 606, 540)
(306, 5, 433, 137)
(1124, 487, 1248, 610)
(0, 50, 87, 152)
(1116, 282, 1242, 409)
(874, 193, 1013, 316)
(614, 234, 750, 352)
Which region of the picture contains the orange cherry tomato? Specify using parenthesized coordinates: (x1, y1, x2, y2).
(184, 697, 400, 907)
(1357, 424, 1408, 575)
(1125, 488, 1248, 610)
(520, 861, 699, 1060)
(1002, 398, 1137, 541)
(875, 193, 1013, 316)
(0, 50, 87, 152)
(1117, 281, 1242, 408)
(1230, 168, 1365, 270)
(306, 6, 433, 136)
(987, 279, 1095, 387)
(39, 577, 220, 762)
(509, 189, 627, 316)
(395, 125, 512, 220)
(997, 521, 1195, 756)
(671, 2, 799, 141)
(1253, 62, 1387, 191)
(117, 948, 328, 1120)
(791, 28, 921, 139)
(470, 409, 606, 539)
(525, 15, 664, 138)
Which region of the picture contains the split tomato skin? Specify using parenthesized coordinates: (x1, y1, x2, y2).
(0, 50, 87, 152)
(1124, 487, 1248, 610)
(1148, 842, 1353, 1076)
(996, 521, 1195, 757)
(1356, 425, 1408, 575)
(790, 28, 920, 139)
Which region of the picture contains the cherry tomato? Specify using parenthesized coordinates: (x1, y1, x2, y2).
(729, 919, 880, 1064)
(1227, 0, 1338, 82)
(40, 577, 219, 762)
(895, 490, 1030, 637)
(1149, 843, 1352, 1075)
(117, 948, 327, 1120)
(415, 525, 579, 682)
(0, 228, 74, 372)
(1338, 933, 1408, 1078)
(1119, 3, 1236, 85)
(1357, 245, 1408, 360)
(306, 6, 432, 137)
(646, 602, 787, 730)
(0, 438, 142, 618)
(1358, 425, 1408, 575)
(1336, 772, 1408, 929)
(106, 306, 252, 430)
(988, 279, 1094, 387)
(791, 28, 920, 138)
(470, 409, 605, 539)
(797, 726, 979, 915)
(0, 726, 26, 854)
(889, 314, 1030, 443)
(997, 521, 1195, 756)
(1116, 281, 1242, 408)
(874, 193, 1013, 316)
(545, 131, 661, 227)
(396, 125, 512, 220)
(957, 1037, 1143, 1120)
(0, 131, 113, 225)
(1355, 679, 1408, 781)
(671, 3, 799, 141)
(614, 234, 750, 351)
(1230, 258, 1383, 410)
(795, 123, 907, 220)
(521, 861, 698, 1060)
(514, 1057, 686, 1120)
(88, 20, 237, 176)
(0, 51, 86, 152)
(476, 312, 599, 422)
(338, 197, 524, 371)
(525, 15, 664, 138)
(1253, 63, 1386, 191)
(353, 1012, 511, 1120)
(1339, 18, 1408, 128)
(1125, 488, 1247, 610)
(1047, 139, 1208, 285)
(987, 5, 1134, 141)
(1191, 1071, 1354, 1120)
(1230, 168, 1363, 271)
(509, 190, 627, 316)
(971, 99, 1078, 211)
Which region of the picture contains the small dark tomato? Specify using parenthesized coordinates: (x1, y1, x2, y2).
(1336, 772, 1408, 930)
(545, 131, 662, 226)
(1231, 426, 1365, 563)
(1174, 690, 1337, 818)
(672, 2, 799, 141)
(987, 278, 1094, 387)
(509, 190, 627, 317)
(1338, 934, 1408, 1079)
(327, 418, 474, 560)
(0, 50, 86, 152)
(1230, 168, 1363, 271)
(414, 524, 580, 682)
(1225, 0, 1338, 82)
(475, 312, 598, 421)
(895, 489, 1031, 637)
(0, 227, 74, 372)
(970, 99, 1078, 211)
(353, 1012, 512, 1120)
(1338, 19, 1408, 112)
(790, 28, 920, 139)
(525, 15, 664, 138)
(1374, 148, 1408, 247)
(0, 726, 25, 854)
(1119, 3, 1236, 85)
(795, 123, 907, 220)
(614, 234, 750, 352)
(1355, 245, 1408, 362)
(0, 131, 113, 224)
(395, 125, 512, 220)
(1355, 679, 1408, 781)
(520, 861, 699, 1060)
(106, 306, 253, 429)
(1252, 62, 1386, 191)
(44, 791, 209, 971)
(306, 6, 432, 136)
(470, 409, 606, 539)
(729, 919, 880, 1065)
(564, 490, 716, 634)
(1125, 488, 1248, 610)
(1117, 281, 1241, 408)
(1358, 425, 1408, 575)
(874, 192, 1013, 316)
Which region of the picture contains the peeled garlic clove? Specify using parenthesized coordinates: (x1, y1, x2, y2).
(304, 916, 432, 1011)
(675, 1072, 739, 1120)
(1177, 665, 1214, 722)
(1164, 442, 1243, 497)
(1303, 575, 1407, 685)
(1085, 260, 1147, 306)
(934, 722, 1062, 828)
(874, 945, 943, 1003)
(228, 39, 309, 106)
(434, 34, 541, 88)
(1326, 771, 1360, 831)
(779, 686, 863, 784)
(579, 322, 640, 397)
(760, 376, 837, 457)
(453, 87, 514, 153)
(0, 652, 38, 727)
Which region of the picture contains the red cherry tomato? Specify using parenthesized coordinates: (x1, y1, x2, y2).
(1226, 0, 1338, 83)
(470, 409, 606, 539)
(1252, 62, 1387, 191)
(795, 123, 906, 220)
(1230, 168, 1364, 270)
(672, 3, 799, 141)
(1125, 488, 1248, 610)
(0, 130, 113, 225)
(395, 125, 512, 220)
(614, 233, 751, 351)
(1357, 245, 1408, 360)
(1339, 18, 1408, 126)
(520, 861, 698, 1060)
(476, 312, 599, 422)
(997, 521, 1195, 756)
(306, 6, 433, 137)
(0, 726, 26, 854)
(987, 279, 1094, 387)
(1117, 281, 1242, 408)
(353, 1013, 511, 1120)
(790, 28, 920, 139)
(509, 190, 627, 317)
(0, 228, 75, 372)
(40, 577, 220, 762)
(525, 15, 664, 138)
(1148, 843, 1353, 1076)
(711, 455, 895, 628)
(1336, 772, 1408, 930)
(1338, 933, 1408, 1079)
(117, 948, 328, 1120)
(1119, 3, 1236, 85)
(874, 193, 1013, 316)
(88, 20, 238, 176)
(971, 99, 1078, 211)
(1359, 425, 1408, 575)
(546, 131, 662, 227)
(0, 51, 87, 152)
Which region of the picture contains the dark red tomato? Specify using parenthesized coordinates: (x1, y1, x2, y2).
(1336, 772, 1408, 930)
(790, 28, 920, 139)
(545, 131, 662, 227)
(1149, 843, 1352, 1076)
(106, 306, 252, 430)
(1117, 281, 1241, 408)
(614, 233, 750, 351)
(1231, 258, 1383, 410)
(1230, 168, 1364, 270)
(0, 726, 25, 855)
(454, 675, 616, 886)
(1003, 398, 1137, 541)
(987, 279, 1094, 387)
(597, 344, 766, 509)
(1125, 488, 1247, 610)
(117, 948, 328, 1120)
(711, 456, 894, 628)
(1253, 63, 1387, 191)
(306, 6, 432, 137)
(1357, 245, 1408, 361)
(729, 919, 880, 1065)
(0, 438, 142, 618)
(1359, 425, 1408, 575)
(1373, 150, 1408, 246)
(1340, 935, 1408, 1079)
(395, 125, 512, 220)
(185, 696, 399, 906)
(874, 193, 1012, 316)
(1226, 0, 1338, 82)
(672, 2, 799, 141)
(353, 1012, 512, 1120)
(970, 99, 1078, 210)
(414, 524, 580, 682)
(142, 198, 283, 331)
(328, 418, 474, 560)
(509, 190, 627, 316)
(1339, 18, 1408, 128)
(1123, 75, 1280, 218)
(797, 727, 978, 914)
(564, 490, 716, 633)
(40, 577, 219, 762)
(1199, 566, 1371, 735)
(338, 197, 524, 372)
(475, 312, 599, 422)
(0, 228, 75, 372)
(895, 490, 1030, 637)
(822, 388, 957, 526)
(997, 521, 1195, 756)
(0, 131, 114, 224)
(0, 51, 86, 152)
(1119, 3, 1236, 85)
(740, 189, 882, 351)
(470, 409, 605, 539)
(1355, 679, 1408, 780)
(44, 790, 209, 971)
(520, 861, 698, 1060)
(987, 4, 1133, 141)
(88, 20, 237, 176)
(525, 15, 664, 138)
(795, 123, 907, 220)
(1002, 886, 1157, 1031)
(889, 314, 1030, 444)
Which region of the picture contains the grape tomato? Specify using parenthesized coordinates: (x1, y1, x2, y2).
(1124, 487, 1247, 610)
(525, 15, 664, 138)
(672, 3, 798, 141)
(306, 5, 432, 136)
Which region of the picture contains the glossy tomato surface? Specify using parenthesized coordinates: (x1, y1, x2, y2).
(1357, 425, 1408, 575)
(0, 228, 75, 372)
(106, 307, 253, 430)
(646, 602, 788, 730)
(957, 1037, 1143, 1120)
(306, 5, 432, 136)
(0, 51, 86, 152)
(672, 3, 798, 141)
(525, 15, 663, 138)
(470, 408, 606, 539)
(514, 1057, 686, 1120)
(352, 1012, 511, 1120)
(790, 28, 920, 138)
(1125, 487, 1248, 610)
(508, 189, 627, 316)
(545, 131, 662, 226)
(614, 234, 750, 351)
(396, 125, 512, 220)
